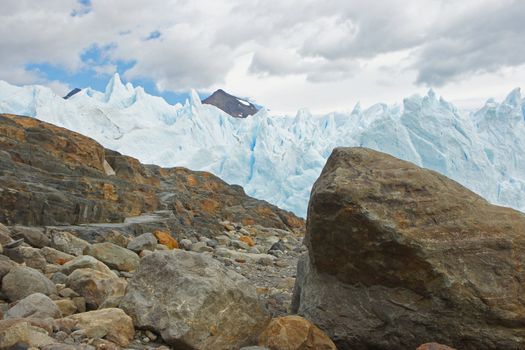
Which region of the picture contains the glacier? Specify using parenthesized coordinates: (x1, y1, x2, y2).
(1, 73, 524, 218)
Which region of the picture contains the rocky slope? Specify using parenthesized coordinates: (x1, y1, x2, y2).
(0, 113, 302, 235)
(293, 147, 525, 350)
(0, 113, 323, 349)
(202, 89, 259, 118)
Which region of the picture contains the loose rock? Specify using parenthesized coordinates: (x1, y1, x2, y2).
(258, 315, 336, 350)
(84, 243, 139, 272)
(2, 266, 57, 301)
(5, 293, 62, 319)
(66, 308, 134, 347)
(120, 250, 269, 349)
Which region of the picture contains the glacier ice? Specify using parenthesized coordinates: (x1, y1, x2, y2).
(1, 73, 524, 218)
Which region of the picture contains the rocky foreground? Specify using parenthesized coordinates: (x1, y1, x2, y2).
(1, 113, 523, 349)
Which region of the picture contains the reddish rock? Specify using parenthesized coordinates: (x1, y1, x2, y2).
(239, 235, 255, 247)
(154, 230, 179, 249)
(259, 315, 336, 350)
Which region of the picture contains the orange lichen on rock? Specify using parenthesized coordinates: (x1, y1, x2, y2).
(186, 174, 198, 187)
(241, 218, 256, 226)
(239, 235, 255, 247)
(200, 199, 219, 214)
(102, 183, 118, 201)
(154, 230, 179, 249)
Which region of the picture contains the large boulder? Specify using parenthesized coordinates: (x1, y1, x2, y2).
(2, 266, 57, 301)
(292, 147, 525, 350)
(120, 250, 269, 349)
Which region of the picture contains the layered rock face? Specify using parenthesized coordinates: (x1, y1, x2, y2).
(0, 114, 302, 235)
(292, 147, 525, 349)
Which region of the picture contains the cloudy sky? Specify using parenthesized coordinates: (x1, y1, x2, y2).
(1, 0, 524, 113)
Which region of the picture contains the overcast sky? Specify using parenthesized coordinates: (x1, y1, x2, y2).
(1, 0, 524, 113)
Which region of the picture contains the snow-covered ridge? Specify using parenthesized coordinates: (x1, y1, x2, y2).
(1, 73, 524, 217)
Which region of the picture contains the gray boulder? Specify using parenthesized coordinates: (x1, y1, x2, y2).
(126, 232, 157, 252)
(5, 293, 62, 319)
(120, 250, 269, 349)
(2, 266, 57, 301)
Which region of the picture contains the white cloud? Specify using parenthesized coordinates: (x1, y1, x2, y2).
(45, 80, 72, 97)
(0, 0, 524, 112)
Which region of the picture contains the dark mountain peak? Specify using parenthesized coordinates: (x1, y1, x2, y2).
(202, 89, 259, 118)
(63, 88, 81, 100)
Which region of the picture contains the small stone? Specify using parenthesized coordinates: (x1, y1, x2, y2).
(249, 247, 261, 254)
(139, 250, 152, 258)
(268, 239, 285, 253)
(50, 272, 68, 284)
(191, 241, 213, 253)
(179, 239, 193, 251)
(144, 330, 157, 341)
(216, 235, 230, 246)
(126, 232, 157, 252)
(231, 240, 249, 250)
(207, 239, 218, 248)
(72, 297, 86, 313)
(59, 287, 79, 298)
(153, 230, 178, 249)
(54, 299, 77, 316)
(239, 235, 255, 247)
(268, 249, 284, 258)
(274, 260, 288, 268)
(54, 330, 69, 342)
